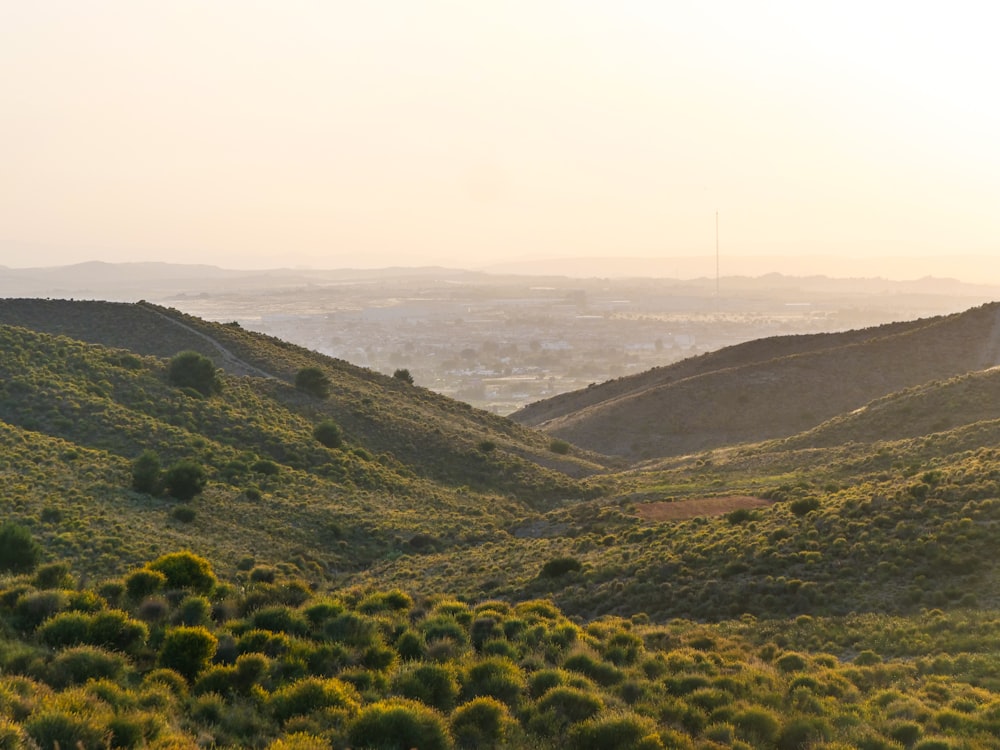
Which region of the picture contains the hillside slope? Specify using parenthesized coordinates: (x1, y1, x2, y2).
(511, 302, 1000, 460)
(0, 298, 615, 488)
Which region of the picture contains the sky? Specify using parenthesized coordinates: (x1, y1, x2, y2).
(2, 1, 999, 276)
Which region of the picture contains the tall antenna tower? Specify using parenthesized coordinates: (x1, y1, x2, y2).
(715, 210, 720, 297)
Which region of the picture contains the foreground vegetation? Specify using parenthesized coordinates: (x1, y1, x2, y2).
(3, 551, 1000, 749)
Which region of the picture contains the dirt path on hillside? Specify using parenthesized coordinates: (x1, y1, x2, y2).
(136, 302, 277, 380)
(635, 495, 772, 522)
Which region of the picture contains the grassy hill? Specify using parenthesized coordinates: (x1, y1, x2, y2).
(4, 299, 1000, 747)
(511, 302, 1000, 461)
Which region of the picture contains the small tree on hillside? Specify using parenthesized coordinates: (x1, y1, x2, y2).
(168, 351, 222, 396)
(295, 367, 331, 399)
(0, 523, 41, 574)
(313, 420, 343, 449)
(131, 450, 162, 494)
(163, 460, 208, 501)
(393, 368, 414, 385)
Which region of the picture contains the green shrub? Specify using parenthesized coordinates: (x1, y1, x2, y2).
(86, 609, 148, 652)
(566, 711, 664, 750)
(125, 568, 167, 600)
(37, 611, 91, 648)
(733, 706, 781, 745)
(295, 367, 331, 398)
(163, 460, 207, 501)
(393, 663, 460, 712)
(313, 420, 343, 449)
(461, 657, 525, 708)
(268, 677, 359, 724)
(48, 645, 127, 688)
(450, 696, 511, 749)
(549, 439, 571, 455)
(252, 605, 311, 637)
(0, 523, 41, 574)
(348, 699, 452, 750)
(533, 686, 603, 731)
(539, 557, 582, 579)
(147, 552, 216, 594)
(131, 450, 162, 494)
(563, 652, 624, 686)
(171, 506, 197, 523)
(33, 562, 73, 590)
(392, 368, 414, 385)
(25, 708, 110, 750)
(167, 351, 221, 396)
(159, 626, 217, 681)
(790, 497, 821, 516)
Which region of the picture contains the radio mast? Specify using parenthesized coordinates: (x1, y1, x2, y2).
(715, 210, 720, 297)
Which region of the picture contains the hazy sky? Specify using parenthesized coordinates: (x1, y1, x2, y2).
(2, 1, 998, 273)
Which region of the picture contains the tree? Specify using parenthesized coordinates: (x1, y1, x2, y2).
(163, 460, 207, 501)
(295, 367, 331, 399)
(0, 523, 41, 574)
(393, 368, 414, 385)
(131, 450, 162, 494)
(313, 420, 343, 449)
(167, 351, 221, 396)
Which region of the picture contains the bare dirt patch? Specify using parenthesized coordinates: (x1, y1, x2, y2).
(635, 495, 773, 522)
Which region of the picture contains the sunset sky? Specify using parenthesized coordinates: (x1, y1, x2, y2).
(2, 1, 998, 276)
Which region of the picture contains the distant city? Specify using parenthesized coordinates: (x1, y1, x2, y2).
(3, 262, 996, 415)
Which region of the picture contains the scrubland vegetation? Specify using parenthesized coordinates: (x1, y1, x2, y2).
(2, 299, 1000, 747)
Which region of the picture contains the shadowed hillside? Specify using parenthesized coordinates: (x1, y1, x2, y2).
(512, 302, 1000, 460)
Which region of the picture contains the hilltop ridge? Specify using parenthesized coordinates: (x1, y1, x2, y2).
(512, 302, 1000, 460)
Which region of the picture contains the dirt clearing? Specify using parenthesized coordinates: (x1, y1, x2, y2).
(635, 495, 772, 522)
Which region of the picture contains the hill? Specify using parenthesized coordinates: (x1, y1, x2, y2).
(511, 302, 1000, 460)
(3, 298, 1000, 746)
(0, 301, 616, 586)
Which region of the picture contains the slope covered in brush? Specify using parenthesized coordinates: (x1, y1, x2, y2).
(0, 319, 603, 583)
(511, 302, 1000, 460)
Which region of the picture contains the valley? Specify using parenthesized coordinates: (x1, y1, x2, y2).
(1, 296, 1000, 748)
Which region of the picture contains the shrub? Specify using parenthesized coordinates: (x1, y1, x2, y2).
(0, 523, 41, 574)
(159, 626, 218, 681)
(733, 706, 781, 745)
(33, 562, 73, 590)
(566, 711, 664, 750)
(461, 657, 525, 708)
(393, 368, 414, 384)
(790, 497, 821, 516)
(25, 709, 110, 750)
(48, 645, 127, 688)
(86, 609, 149, 652)
(549, 438, 571, 454)
(534, 686, 603, 727)
(131, 450, 162, 494)
(450, 696, 511, 749)
(295, 367, 331, 398)
(147, 552, 216, 594)
(167, 351, 221, 396)
(393, 663, 460, 712)
(125, 568, 167, 600)
(37, 612, 91, 648)
(563, 652, 624, 686)
(171, 506, 197, 523)
(313, 420, 343, 449)
(268, 677, 359, 724)
(539, 557, 582, 579)
(347, 699, 452, 750)
(163, 460, 207, 501)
